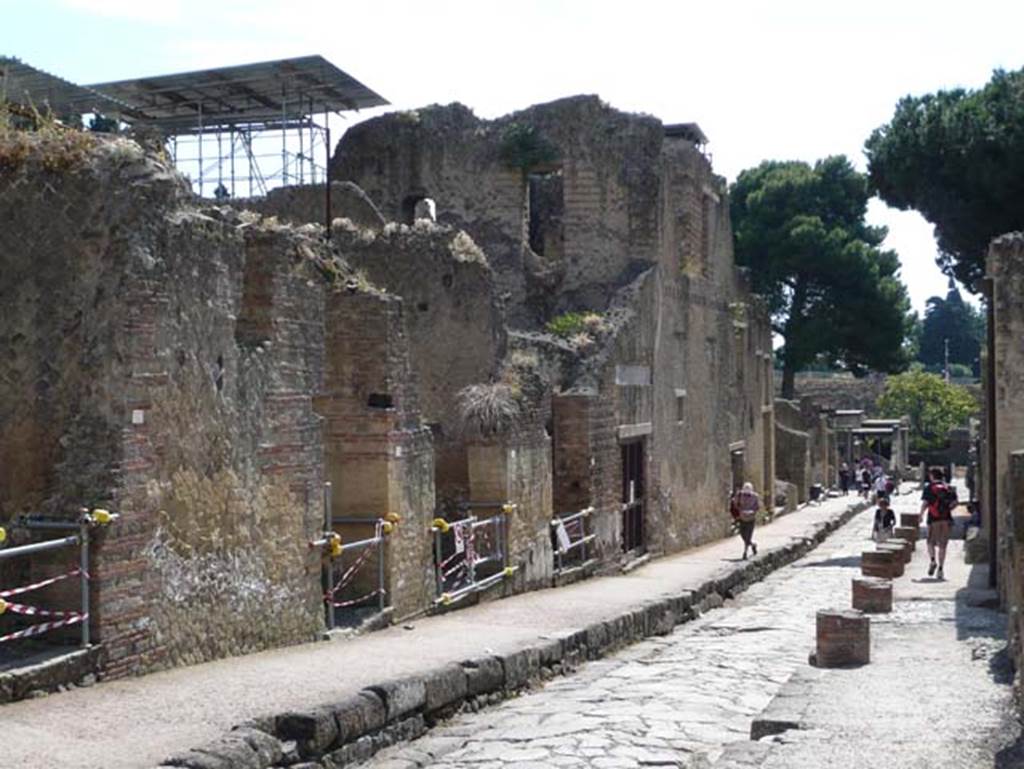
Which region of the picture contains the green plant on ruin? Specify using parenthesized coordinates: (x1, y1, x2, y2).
(545, 311, 605, 339)
(0, 98, 97, 174)
(498, 122, 559, 175)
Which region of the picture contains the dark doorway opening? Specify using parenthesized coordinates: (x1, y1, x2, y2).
(621, 440, 645, 554)
(527, 171, 564, 259)
(731, 447, 746, 493)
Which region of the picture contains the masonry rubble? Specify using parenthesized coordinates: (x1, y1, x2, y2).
(0, 94, 776, 689)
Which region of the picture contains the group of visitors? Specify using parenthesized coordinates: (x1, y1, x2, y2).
(869, 465, 957, 579)
(839, 458, 896, 501)
(731, 464, 959, 578)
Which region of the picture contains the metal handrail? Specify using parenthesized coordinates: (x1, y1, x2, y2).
(431, 503, 517, 605)
(0, 509, 118, 648)
(551, 507, 596, 575)
(311, 483, 398, 631)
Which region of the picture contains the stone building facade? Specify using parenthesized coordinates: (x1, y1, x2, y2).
(984, 232, 1024, 709)
(1, 94, 775, 687)
(332, 96, 775, 565)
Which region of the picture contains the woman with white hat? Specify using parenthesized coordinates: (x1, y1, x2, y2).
(730, 482, 760, 560)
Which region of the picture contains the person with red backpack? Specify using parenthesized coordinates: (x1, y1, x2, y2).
(920, 467, 958, 580)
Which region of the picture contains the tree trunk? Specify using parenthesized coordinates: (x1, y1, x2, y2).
(781, 363, 797, 400)
(780, 275, 808, 401)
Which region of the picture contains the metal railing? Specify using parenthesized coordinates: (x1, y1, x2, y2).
(551, 506, 596, 575)
(0, 509, 118, 648)
(309, 483, 398, 631)
(431, 502, 517, 606)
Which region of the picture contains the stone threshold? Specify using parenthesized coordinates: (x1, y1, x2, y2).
(157, 499, 867, 769)
(0, 645, 102, 704)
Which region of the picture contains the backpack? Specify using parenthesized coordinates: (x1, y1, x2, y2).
(930, 482, 958, 520)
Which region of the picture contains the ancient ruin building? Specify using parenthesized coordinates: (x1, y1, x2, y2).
(332, 95, 775, 559)
(0, 94, 775, 689)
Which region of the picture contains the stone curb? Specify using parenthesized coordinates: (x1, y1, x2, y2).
(157, 500, 868, 769)
(748, 667, 825, 741)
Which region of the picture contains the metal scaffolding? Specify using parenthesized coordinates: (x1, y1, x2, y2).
(86, 56, 388, 200)
(1, 55, 388, 205)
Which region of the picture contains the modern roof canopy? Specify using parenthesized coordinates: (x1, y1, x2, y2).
(0, 56, 132, 117)
(87, 55, 389, 134)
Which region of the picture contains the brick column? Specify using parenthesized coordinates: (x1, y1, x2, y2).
(852, 577, 893, 613)
(813, 609, 870, 667)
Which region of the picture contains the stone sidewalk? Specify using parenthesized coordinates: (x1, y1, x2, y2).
(1, 494, 866, 769)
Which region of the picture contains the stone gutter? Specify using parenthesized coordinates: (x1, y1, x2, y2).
(157, 499, 867, 769)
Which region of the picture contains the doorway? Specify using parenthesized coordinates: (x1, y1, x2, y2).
(621, 440, 645, 554)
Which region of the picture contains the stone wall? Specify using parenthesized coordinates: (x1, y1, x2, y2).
(332, 97, 664, 328)
(315, 289, 435, 621)
(774, 397, 836, 497)
(0, 137, 332, 676)
(786, 374, 887, 414)
(986, 232, 1024, 708)
(331, 220, 505, 501)
(326, 96, 782, 569)
(232, 181, 386, 232)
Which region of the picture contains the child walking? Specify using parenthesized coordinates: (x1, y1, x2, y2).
(872, 497, 896, 542)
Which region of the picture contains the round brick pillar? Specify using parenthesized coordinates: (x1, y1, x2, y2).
(813, 609, 870, 667)
(893, 526, 918, 546)
(877, 540, 911, 565)
(899, 513, 921, 538)
(861, 548, 904, 579)
(852, 577, 893, 613)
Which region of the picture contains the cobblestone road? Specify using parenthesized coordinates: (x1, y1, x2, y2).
(362, 489, 1016, 769)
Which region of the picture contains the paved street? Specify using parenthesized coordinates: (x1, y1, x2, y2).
(0, 493, 863, 769)
(363, 488, 1019, 769)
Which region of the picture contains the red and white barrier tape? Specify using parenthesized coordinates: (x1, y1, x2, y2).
(330, 588, 384, 608)
(0, 568, 84, 599)
(0, 613, 87, 644)
(3, 602, 81, 619)
(326, 541, 376, 599)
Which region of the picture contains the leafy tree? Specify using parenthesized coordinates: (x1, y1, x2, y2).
(877, 370, 978, 451)
(730, 156, 913, 399)
(918, 277, 985, 375)
(865, 68, 1024, 288)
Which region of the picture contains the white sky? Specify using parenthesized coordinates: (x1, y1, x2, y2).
(7, 0, 1021, 311)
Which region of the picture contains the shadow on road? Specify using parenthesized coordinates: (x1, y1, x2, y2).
(795, 555, 861, 569)
(954, 563, 1013, 688)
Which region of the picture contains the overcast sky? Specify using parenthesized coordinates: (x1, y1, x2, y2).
(6, 0, 1021, 312)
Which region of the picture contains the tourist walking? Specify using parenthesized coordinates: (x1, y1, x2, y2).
(860, 466, 872, 499)
(873, 471, 890, 503)
(921, 467, 958, 580)
(839, 462, 851, 495)
(730, 482, 760, 560)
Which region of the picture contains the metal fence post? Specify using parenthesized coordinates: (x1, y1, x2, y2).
(433, 529, 444, 597)
(79, 517, 90, 648)
(377, 524, 386, 612)
(323, 482, 334, 631)
(467, 518, 477, 588)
